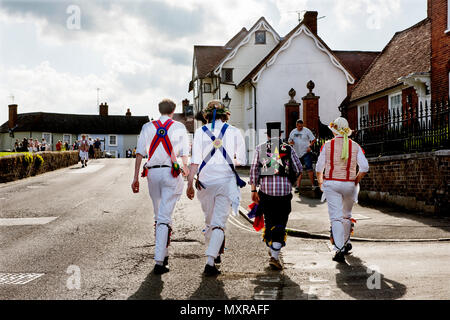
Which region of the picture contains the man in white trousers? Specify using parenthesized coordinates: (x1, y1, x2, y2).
(132, 99, 190, 275)
(79, 134, 90, 168)
(316, 117, 369, 263)
(187, 100, 246, 276)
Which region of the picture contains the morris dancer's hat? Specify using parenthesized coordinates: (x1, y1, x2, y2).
(265, 122, 284, 136)
(329, 117, 353, 161)
(203, 100, 231, 129)
(328, 117, 353, 137)
(203, 100, 231, 117)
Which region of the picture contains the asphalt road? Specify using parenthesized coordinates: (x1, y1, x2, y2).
(1, 159, 449, 300)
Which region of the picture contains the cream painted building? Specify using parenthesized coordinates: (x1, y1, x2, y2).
(190, 12, 379, 162)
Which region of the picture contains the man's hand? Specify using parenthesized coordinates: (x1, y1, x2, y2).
(251, 191, 260, 204)
(289, 140, 295, 146)
(187, 185, 195, 200)
(182, 165, 190, 177)
(131, 178, 140, 194)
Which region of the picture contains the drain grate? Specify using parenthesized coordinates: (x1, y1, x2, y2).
(0, 273, 45, 285)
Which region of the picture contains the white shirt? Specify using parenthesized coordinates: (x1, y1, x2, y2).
(191, 120, 246, 184)
(316, 138, 369, 174)
(288, 127, 315, 158)
(136, 115, 190, 167)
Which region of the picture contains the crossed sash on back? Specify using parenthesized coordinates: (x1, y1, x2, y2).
(141, 119, 181, 178)
(196, 123, 246, 190)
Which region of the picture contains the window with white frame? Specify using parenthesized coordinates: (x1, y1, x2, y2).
(63, 134, 72, 145)
(42, 132, 52, 145)
(389, 93, 402, 116)
(357, 103, 369, 129)
(221, 68, 233, 83)
(109, 135, 118, 146)
(204, 83, 212, 93)
(255, 31, 266, 44)
(389, 93, 403, 127)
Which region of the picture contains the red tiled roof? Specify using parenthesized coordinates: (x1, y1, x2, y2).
(333, 51, 379, 81)
(194, 46, 230, 79)
(349, 18, 431, 102)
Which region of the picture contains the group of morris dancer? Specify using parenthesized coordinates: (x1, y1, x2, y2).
(132, 98, 369, 276)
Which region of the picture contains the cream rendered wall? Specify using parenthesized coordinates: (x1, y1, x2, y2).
(220, 27, 279, 133)
(255, 32, 349, 141)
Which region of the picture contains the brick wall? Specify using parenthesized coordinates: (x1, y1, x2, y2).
(368, 95, 388, 116)
(430, 0, 450, 101)
(360, 151, 450, 214)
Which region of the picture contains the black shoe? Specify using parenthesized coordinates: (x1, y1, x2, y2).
(153, 264, 170, 275)
(204, 264, 221, 277)
(332, 251, 346, 263)
(163, 256, 169, 267)
(343, 243, 353, 255)
(214, 255, 221, 264)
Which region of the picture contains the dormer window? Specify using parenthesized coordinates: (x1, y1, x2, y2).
(255, 31, 266, 44)
(221, 68, 234, 83)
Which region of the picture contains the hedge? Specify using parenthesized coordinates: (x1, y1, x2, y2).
(0, 151, 79, 183)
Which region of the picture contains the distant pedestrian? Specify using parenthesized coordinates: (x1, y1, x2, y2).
(56, 140, 62, 151)
(94, 138, 101, 158)
(316, 117, 369, 263)
(41, 138, 47, 152)
(288, 120, 317, 192)
(79, 135, 90, 168)
(88, 138, 95, 159)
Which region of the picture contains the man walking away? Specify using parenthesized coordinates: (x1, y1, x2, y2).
(250, 122, 302, 270)
(132, 99, 190, 275)
(187, 100, 246, 276)
(288, 120, 317, 192)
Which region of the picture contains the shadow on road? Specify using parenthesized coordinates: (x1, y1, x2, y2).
(335, 255, 407, 300)
(252, 267, 309, 300)
(189, 275, 228, 300)
(128, 272, 164, 300)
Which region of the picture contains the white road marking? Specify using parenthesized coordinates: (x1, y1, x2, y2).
(228, 215, 259, 233)
(0, 273, 45, 285)
(27, 185, 45, 189)
(0, 217, 58, 226)
(353, 214, 372, 220)
(70, 164, 104, 174)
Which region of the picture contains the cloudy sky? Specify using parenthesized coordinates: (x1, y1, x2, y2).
(0, 0, 427, 125)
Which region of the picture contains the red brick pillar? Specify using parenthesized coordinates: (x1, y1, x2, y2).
(302, 81, 320, 136)
(285, 88, 300, 137)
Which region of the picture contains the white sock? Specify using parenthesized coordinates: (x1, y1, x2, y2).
(271, 242, 282, 260)
(207, 256, 215, 266)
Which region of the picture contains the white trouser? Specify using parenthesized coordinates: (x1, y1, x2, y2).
(147, 168, 184, 262)
(197, 178, 234, 258)
(79, 151, 89, 161)
(323, 180, 358, 252)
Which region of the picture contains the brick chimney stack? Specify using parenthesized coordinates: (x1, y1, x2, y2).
(99, 102, 108, 116)
(303, 11, 318, 34)
(8, 104, 18, 129)
(126, 108, 132, 116)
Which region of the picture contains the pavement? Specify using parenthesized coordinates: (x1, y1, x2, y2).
(238, 176, 450, 241)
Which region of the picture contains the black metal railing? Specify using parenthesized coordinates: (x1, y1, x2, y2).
(355, 98, 450, 157)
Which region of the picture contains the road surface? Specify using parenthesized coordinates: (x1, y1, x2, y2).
(1, 159, 449, 300)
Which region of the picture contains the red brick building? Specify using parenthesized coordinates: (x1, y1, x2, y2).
(429, 0, 450, 102)
(344, 0, 449, 130)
